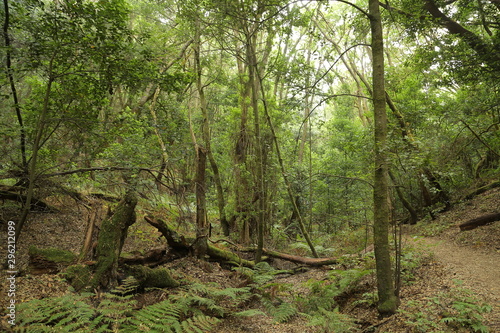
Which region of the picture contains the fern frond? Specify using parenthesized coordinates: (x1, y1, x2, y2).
(233, 309, 267, 317)
(181, 315, 220, 333)
(111, 275, 140, 296)
(273, 302, 298, 323)
(261, 297, 298, 323)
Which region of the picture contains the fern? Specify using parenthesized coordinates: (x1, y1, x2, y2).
(330, 269, 372, 293)
(15, 292, 136, 333)
(304, 307, 356, 333)
(112, 275, 140, 296)
(232, 265, 275, 285)
(15, 293, 98, 333)
(174, 282, 253, 315)
(262, 297, 298, 323)
(180, 315, 220, 333)
(15, 277, 256, 332)
(121, 299, 220, 333)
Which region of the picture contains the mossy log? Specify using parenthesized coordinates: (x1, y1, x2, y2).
(124, 265, 179, 288)
(91, 190, 137, 290)
(246, 248, 338, 266)
(459, 212, 500, 231)
(119, 247, 170, 267)
(144, 215, 190, 253)
(145, 216, 255, 268)
(206, 244, 255, 268)
(28, 246, 77, 275)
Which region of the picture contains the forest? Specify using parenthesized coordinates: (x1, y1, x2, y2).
(1, 0, 499, 332)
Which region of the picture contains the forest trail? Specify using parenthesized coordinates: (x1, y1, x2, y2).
(406, 234, 500, 330)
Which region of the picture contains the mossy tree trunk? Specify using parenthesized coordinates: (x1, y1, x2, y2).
(91, 190, 137, 290)
(369, 0, 398, 315)
(193, 145, 209, 258)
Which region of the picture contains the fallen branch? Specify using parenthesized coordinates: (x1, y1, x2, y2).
(0, 190, 55, 211)
(465, 181, 500, 200)
(459, 212, 500, 231)
(261, 248, 338, 266)
(144, 216, 255, 268)
(144, 215, 190, 253)
(119, 247, 171, 267)
(242, 247, 338, 266)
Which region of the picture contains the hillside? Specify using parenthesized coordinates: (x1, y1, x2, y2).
(1, 187, 499, 332)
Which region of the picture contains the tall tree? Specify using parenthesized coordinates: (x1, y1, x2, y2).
(369, 0, 398, 315)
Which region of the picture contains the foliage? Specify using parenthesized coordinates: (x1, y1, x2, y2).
(121, 299, 220, 333)
(297, 269, 372, 314)
(304, 307, 357, 333)
(398, 245, 430, 284)
(399, 282, 492, 333)
(16, 282, 257, 332)
(293, 269, 371, 330)
(15, 292, 135, 332)
(262, 298, 299, 323)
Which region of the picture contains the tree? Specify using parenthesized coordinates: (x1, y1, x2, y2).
(369, 0, 399, 315)
(91, 190, 137, 289)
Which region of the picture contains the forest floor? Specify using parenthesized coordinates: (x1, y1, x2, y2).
(0, 187, 499, 332)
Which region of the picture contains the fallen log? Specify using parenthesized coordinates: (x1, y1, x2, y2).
(259, 248, 338, 266)
(0, 190, 55, 211)
(28, 246, 77, 275)
(144, 215, 190, 253)
(459, 212, 500, 231)
(144, 216, 255, 268)
(119, 247, 171, 267)
(465, 180, 500, 200)
(124, 264, 179, 288)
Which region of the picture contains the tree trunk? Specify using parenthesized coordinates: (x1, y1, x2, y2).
(16, 66, 55, 243)
(246, 26, 266, 263)
(91, 190, 137, 290)
(233, 41, 252, 241)
(3, 0, 27, 171)
(369, 0, 398, 315)
(389, 171, 418, 225)
(194, 146, 208, 258)
(194, 26, 230, 236)
(257, 67, 319, 259)
(144, 216, 255, 268)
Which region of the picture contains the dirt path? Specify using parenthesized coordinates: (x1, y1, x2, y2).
(407, 235, 500, 330)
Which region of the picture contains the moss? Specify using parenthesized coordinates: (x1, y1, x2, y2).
(92, 190, 138, 289)
(377, 295, 399, 315)
(29, 246, 76, 263)
(126, 265, 179, 288)
(63, 265, 92, 291)
(207, 244, 255, 268)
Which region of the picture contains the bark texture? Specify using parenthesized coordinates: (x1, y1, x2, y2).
(91, 190, 137, 289)
(369, 0, 398, 315)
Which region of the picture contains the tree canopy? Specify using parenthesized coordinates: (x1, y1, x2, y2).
(1, 0, 499, 318)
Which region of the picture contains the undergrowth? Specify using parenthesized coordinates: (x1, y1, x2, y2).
(399, 280, 492, 333)
(234, 261, 371, 331)
(15, 258, 375, 332)
(14, 279, 256, 332)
